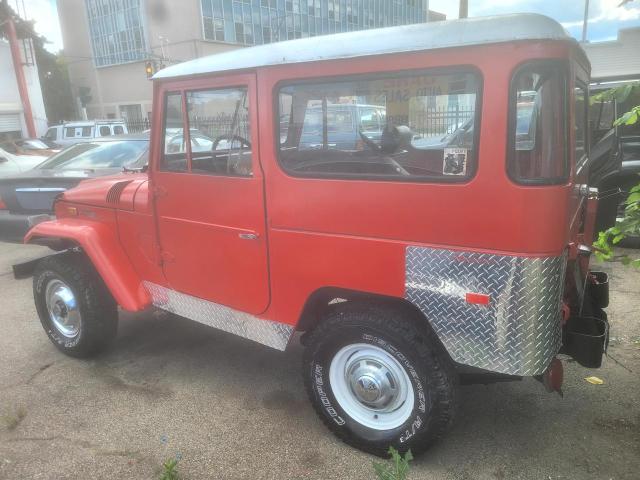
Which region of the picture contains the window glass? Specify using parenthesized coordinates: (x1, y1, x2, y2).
(113, 125, 125, 135)
(278, 71, 479, 180)
(38, 141, 148, 170)
(16, 139, 49, 150)
(99, 125, 111, 136)
(186, 88, 252, 176)
(45, 128, 57, 140)
(81, 126, 93, 137)
(0, 142, 17, 153)
(574, 85, 588, 163)
(509, 64, 566, 183)
(65, 127, 76, 138)
(161, 93, 188, 172)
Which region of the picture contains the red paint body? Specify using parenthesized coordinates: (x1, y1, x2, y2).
(26, 38, 593, 332)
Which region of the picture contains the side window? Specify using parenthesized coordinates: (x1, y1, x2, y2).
(113, 125, 124, 135)
(65, 127, 76, 138)
(277, 71, 479, 180)
(186, 88, 252, 176)
(509, 63, 567, 184)
(99, 125, 111, 136)
(161, 93, 188, 172)
(81, 126, 93, 137)
(45, 128, 57, 140)
(574, 84, 588, 164)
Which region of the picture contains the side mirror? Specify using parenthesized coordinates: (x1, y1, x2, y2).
(380, 125, 413, 154)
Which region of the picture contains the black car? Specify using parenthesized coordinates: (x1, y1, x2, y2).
(589, 81, 640, 234)
(0, 134, 149, 242)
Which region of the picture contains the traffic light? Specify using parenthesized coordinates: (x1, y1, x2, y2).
(145, 61, 155, 79)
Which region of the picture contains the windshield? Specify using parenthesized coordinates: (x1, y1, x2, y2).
(38, 140, 148, 170)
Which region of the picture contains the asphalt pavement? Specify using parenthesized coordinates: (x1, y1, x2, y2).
(0, 241, 638, 479)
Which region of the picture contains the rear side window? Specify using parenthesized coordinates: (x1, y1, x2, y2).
(277, 70, 480, 181)
(113, 125, 124, 135)
(65, 127, 76, 138)
(81, 126, 93, 137)
(99, 126, 111, 136)
(508, 63, 567, 184)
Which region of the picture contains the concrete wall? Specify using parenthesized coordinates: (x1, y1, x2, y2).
(583, 27, 640, 81)
(0, 39, 48, 137)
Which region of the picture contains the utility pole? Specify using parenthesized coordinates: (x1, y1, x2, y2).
(582, 0, 590, 42)
(5, 15, 37, 137)
(459, 0, 468, 19)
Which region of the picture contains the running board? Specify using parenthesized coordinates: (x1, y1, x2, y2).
(143, 281, 294, 351)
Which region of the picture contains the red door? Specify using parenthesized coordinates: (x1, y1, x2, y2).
(152, 74, 269, 314)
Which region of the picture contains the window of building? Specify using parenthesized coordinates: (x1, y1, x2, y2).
(277, 70, 480, 181)
(508, 63, 567, 184)
(86, 0, 147, 67)
(200, 0, 429, 45)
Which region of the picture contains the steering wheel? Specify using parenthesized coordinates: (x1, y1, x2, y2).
(358, 130, 381, 152)
(212, 134, 251, 151)
(212, 134, 252, 175)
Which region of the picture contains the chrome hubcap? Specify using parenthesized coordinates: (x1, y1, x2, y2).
(329, 343, 414, 430)
(45, 279, 80, 338)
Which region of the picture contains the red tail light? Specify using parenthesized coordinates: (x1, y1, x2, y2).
(0, 196, 6, 210)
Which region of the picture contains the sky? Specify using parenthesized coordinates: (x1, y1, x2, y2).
(15, 0, 640, 54)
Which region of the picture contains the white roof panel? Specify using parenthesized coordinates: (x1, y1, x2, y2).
(155, 14, 572, 80)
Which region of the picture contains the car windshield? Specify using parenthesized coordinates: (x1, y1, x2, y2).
(38, 140, 148, 170)
(15, 139, 50, 150)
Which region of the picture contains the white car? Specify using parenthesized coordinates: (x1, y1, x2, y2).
(0, 147, 46, 178)
(43, 120, 129, 147)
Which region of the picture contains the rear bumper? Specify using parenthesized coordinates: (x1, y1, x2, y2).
(0, 211, 54, 243)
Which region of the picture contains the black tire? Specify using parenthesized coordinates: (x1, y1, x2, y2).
(303, 304, 457, 457)
(33, 252, 118, 358)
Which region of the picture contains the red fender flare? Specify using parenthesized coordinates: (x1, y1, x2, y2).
(25, 219, 151, 312)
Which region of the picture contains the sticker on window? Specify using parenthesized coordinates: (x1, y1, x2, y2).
(443, 148, 468, 176)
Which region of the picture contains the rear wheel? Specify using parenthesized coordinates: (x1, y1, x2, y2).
(33, 252, 118, 357)
(303, 304, 457, 457)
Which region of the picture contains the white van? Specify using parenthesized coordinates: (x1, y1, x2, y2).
(43, 120, 128, 147)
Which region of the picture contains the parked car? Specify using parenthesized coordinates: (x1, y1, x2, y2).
(0, 134, 148, 242)
(0, 138, 60, 157)
(43, 119, 129, 147)
(589, 80, 640, 233)
(0, 147, 48, 178)
(16, 14, 611, 457)
(296, 104, 386, 150)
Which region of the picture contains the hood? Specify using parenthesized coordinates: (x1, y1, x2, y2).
(60, 172, 149, 211)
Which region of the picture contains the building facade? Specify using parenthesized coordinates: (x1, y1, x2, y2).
(57, 0, 442, 122)
(0, 40, 48, 140)
(582, 27, 640, 82)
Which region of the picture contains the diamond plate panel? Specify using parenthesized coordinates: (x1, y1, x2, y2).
(405, 247, 566, 376)
(143, 282, 294, 351)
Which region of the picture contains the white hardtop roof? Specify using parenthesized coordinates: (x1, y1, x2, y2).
(155, 13, 573, 80)
(61, 119, 126, 126)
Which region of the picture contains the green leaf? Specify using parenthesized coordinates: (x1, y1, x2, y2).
(612, 234, 625, 244)
(627, 192, 640, 204)
(632, 259, 640, 269)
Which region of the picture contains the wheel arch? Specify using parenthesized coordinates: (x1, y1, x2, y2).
(25, 219, 151, 312)
(296, 286, 450, 357)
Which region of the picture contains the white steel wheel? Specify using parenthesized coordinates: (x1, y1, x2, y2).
(329, 343, 414, 430)
(45, 279, 81, 338)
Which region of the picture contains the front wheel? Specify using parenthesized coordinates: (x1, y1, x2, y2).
(33, 252, 118, 358)
(303, 305, 457, 457)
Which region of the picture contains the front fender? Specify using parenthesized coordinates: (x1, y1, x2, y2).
(25, 219, 151, 311)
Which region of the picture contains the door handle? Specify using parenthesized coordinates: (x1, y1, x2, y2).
(238, 232, 259, 240)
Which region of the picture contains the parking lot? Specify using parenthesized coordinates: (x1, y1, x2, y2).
(0, 241, 638, 480)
